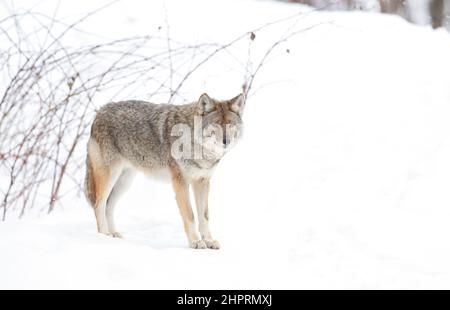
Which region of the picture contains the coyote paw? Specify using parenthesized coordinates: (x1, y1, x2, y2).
(204, 239, 220, 249)
(190, 240, 207, 249)
(100, 231, 122, 238)
(109, 231, 123, 238)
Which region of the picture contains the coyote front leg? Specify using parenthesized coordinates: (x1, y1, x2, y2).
(192, 178, 220, 249)
(170, 165, 206, 249)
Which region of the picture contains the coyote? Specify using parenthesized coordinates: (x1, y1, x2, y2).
(84, 93, 245, 249)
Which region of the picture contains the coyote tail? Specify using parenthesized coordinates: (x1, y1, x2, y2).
(84, 149, 96, 207)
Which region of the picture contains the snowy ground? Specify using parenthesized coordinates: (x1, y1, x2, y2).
(2, 0, 450, 289)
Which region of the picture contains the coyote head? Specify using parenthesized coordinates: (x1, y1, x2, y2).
(196, 93, 245, 155)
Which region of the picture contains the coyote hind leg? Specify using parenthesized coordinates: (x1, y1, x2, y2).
(94, 164, 123, 236)
(105, 169, 135, 238)
(89, 138, 124, 236)
(93, 163, 123, 236)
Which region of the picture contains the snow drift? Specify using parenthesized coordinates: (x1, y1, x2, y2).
(1, 0, 450, 289)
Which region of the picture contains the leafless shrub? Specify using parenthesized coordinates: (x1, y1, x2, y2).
(0, 4, 324, 220)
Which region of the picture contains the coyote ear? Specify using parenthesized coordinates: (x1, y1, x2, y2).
(198, 93, 214, 114)
(229, 93, 245, 115)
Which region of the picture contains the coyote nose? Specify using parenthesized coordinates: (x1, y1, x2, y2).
(223, 137, 230, 146)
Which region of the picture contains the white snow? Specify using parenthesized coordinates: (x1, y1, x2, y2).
(2, 0, 450, 289)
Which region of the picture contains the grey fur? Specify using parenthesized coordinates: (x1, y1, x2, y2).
(84, 93, 245, 248)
